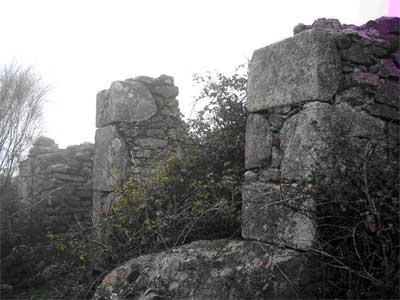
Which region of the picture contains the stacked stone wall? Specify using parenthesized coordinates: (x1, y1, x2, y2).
(18, 137, 94, 233)
(243, 17, 399, 250)
(92, 75, 186, 227)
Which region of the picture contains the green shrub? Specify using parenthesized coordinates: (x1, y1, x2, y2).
(99, 154, 242, 263)
(0, 178, 52, 288)
(96, 66, 248, 265)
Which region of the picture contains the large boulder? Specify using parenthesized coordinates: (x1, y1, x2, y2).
(93, 239, 311, 300)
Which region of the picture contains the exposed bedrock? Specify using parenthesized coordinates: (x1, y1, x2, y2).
(93, 239, 312, 300)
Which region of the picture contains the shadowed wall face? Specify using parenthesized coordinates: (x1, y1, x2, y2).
(18, 137, 94, 233)
(244, 17, 399, 250)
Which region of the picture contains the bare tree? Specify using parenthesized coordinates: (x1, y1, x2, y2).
(0, 63, 50, 182)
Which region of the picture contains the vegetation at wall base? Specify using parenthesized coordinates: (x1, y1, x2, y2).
(96, 66, 248, 268)
(0, 66, 248, 299)
(303, 123, 399, 299)
(2, 60, 398, 299)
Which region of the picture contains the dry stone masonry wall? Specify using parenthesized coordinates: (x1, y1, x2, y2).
(94, 17, 400, 300)
(243, 17, 399, 250)
(18, 137, 94, 233)
(93, 75, 186, 227)
(15, 16, 399, 299)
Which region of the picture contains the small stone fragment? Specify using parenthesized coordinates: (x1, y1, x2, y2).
(340, 43, 375, 65)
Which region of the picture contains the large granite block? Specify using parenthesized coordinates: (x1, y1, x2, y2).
(93, 125, 128, 191)
(96, 81, 157, 128)
(243, 102, 386, 248)
(242, 181, 315, 250)
(280, 102, 332, 180)
(245, 113, 273, 169)
(248, 29, 341, 112)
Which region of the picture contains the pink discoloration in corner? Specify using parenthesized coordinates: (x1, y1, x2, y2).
(388, 0, 400, 17)
(387, 0, 400, 17)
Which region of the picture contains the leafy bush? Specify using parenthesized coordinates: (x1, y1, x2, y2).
(99, 155, 241, 263)
(97, 66, 248, 264)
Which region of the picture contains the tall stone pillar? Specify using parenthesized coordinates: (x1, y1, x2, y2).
(243, 17, 399, 250)
(92, 75, 185, 227)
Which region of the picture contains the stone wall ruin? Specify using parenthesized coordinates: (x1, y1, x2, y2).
(92, 75, 186, 227)
(93, 16, 400, 300)
(15, 16, 399, 299)
(18, 137, 94, 233)
(243, 17, 399, 250)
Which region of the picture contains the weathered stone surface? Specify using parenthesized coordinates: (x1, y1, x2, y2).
(377, 59, 400, 78)
(93, 125, 127, 191)
(248, 29, 341, 112)
(365, 16, 400, 35)
(335, 87, 366, 106)
(145, 129, 166, 139)
(130, 75, 154, 85)
(279, 102, 385, 180)
(334, 33, 352, 49)
(242, 182, 316, 250)
(151, 85, 179, 99)
(96, 81, 157, 127)
(375, 80, 400, 109)
(33, 136, 57, 147)
(333, 103, 385, 137)
(340, 43, 375, 65)
(367, 103, 400, 121)
(259, 168, 280, 182)
(29, 142, 59, 157)
(293, 23, 310, 35)
(18, 138, 94, 233)
(312, 18, 342, 31)
(47, 163, 70, 173)
(268, 113, 286, 129)
(244, 170, 258, 182)
(93, 74, 185, 227)
(94, 239, 311, 300)
(135, 138, 168, 149)
(152, 74, 175, 86)
(351, 71, 382, 88)
(280, 102, 332, 180)
(393, 50, 400, 66)
(245, 114, 272, 169)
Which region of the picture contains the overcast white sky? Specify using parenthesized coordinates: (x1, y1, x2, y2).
(0, 0, 397, 148)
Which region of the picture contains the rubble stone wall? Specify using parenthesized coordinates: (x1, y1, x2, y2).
(92, 75, 185, 227)
(18, 137, 94, 233)
(243, 17, 399, 250)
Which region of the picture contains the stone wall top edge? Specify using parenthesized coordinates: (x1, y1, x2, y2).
(248, 28, 341, 112)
